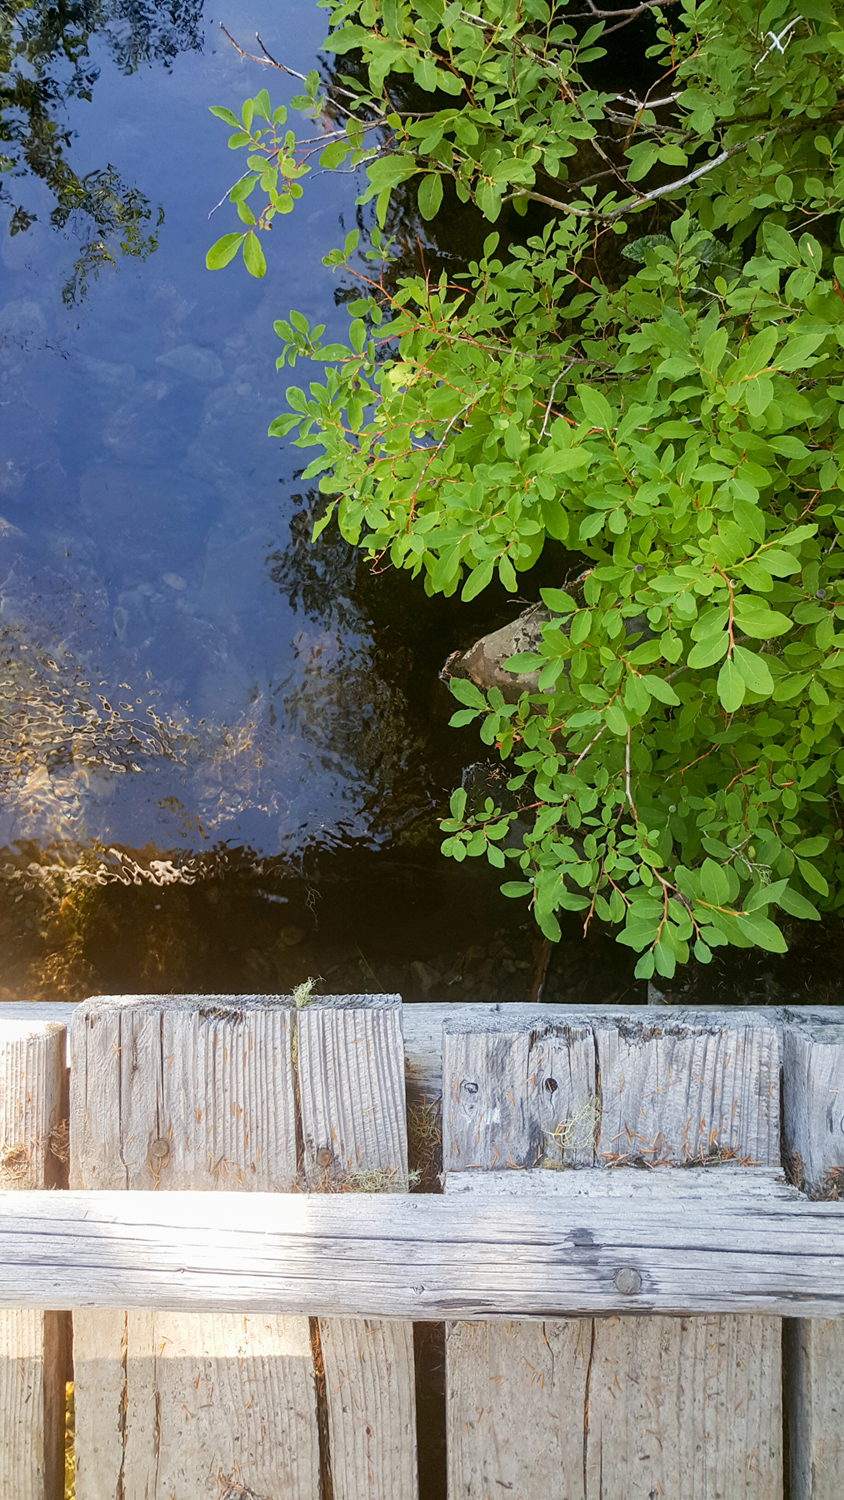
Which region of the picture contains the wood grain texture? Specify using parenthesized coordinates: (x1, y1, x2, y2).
(442, 1020, 595, 1171)
(70, 996, 320, 1500)
(1, 1174, 841, 1318)
(444, 1018, 784, 1500)
(298, 996, 406, 1189)
(298, 998, 417, 1500)
(584, 1313, 781, 1500)
(447, 1319, 590, 1499)
(596, 1018, 781, 1166)
(74, 1309, 320, 1500)
(590, 1019, 782, 1500)
(70, 995, 299, 1191)
(0, 1019, 68, 1500)
(783, 1319, 844, 1500)
(783, 1017, 844, 1500)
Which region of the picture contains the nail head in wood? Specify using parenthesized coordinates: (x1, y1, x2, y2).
(614, 1266, 642, 1296)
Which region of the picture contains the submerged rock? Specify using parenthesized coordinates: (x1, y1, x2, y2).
(0, 298, 47, 351)
(157, 344, 224, 383)
(443, 602, 550, 701)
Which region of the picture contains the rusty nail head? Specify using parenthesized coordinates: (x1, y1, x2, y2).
(150, 1138, 170, 1160)
(614, 1266, 642, 1296)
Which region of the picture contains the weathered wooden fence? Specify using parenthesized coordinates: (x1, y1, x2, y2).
(0, 996, 842, 1500)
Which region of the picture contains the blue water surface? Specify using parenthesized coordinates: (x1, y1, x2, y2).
(0, 0, 435, 862)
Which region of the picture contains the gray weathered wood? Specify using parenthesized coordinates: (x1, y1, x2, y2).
(444, 1016, 784, 1500)
(783, 1017, 844, 1500)
(442, 1020, 595, 1170)
(588, 1017, 782, 1499)
(0, 1019, 68, 1500)
(2, 1174, 840, 1318)
(298, 997, 417, 1500)
(70, 997, 320, 1500)
(595, 1017, 781, 1165)
(783, 1319, 844, 1500)
(446, 1318, 590, 1497)
(74, 1309, 320, 1500)
(6, 996, 818, 1103)
(70, 994, 299, 1191)
(582, 1312, 782, 1500)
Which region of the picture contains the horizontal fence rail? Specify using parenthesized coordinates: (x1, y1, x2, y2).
(2, 1173, 843, 1319)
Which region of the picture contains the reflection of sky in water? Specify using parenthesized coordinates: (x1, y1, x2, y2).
(0, 2, 429, 861)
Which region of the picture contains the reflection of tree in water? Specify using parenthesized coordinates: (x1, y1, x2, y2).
(267, 491, 359, 633)
(1, 0, 202, 298)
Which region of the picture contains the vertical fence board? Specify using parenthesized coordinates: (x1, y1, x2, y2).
(589, 1019, 782, 1500)
(444, 1020, 596, 1500)
(443, 1021, 595, 1172)
(298, 997, 418, 1500)
(444, 1016, 783, 1500)
(783, 1018, 844, 1500)
(583, 1312, 782, 1500)
(595, 1019, 781, 1166)
(0, 1019, 68, 1500)
(71, 997, 320, 1500)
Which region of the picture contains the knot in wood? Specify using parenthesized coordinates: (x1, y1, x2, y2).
(614, 1266, 642, 1296)
(150, 1138, 170, 1161)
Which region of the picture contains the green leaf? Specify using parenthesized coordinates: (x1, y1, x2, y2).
(732, 645, 773, 696)
(717, 657, 745, 713)
(794, 836, 829, 857)
(254, 88, 272, 122)
(210, 105, 242, 129)
(418, 172, 444, 220)
(462, 560, 495, 601)
(798, 859, 829, 896)
(449, 677, 487, 708)
(776, 887, 820, 920)
(700, 859, 730, 906)
(449, 786, 467, 819)
(605, 703, 628, 735)
(242, 232, 267, 278)
(206, 233, 246, 270)
(320, 140, 350, 170)
(735, 912, 788, 953)
(540, 588, 576, 613)
(538, 444, 590, 474)
(687, 632, 728, 669)
(643, 675, 680, 705)
(732, 604, 792, 638)
(578, 386, 613, 430)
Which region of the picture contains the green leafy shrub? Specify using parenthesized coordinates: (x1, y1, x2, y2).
(207, 0, 844, 978)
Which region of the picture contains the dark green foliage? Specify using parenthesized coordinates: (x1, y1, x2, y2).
(208, 0, 844, 975)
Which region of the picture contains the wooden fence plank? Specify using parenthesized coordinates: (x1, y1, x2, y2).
(443, 1019, 596, 1500)
(595, 1018, 781, 1166)
(593, 1017, 782, 1500)
(444, 1016, 784, 1500)
(783, 1016, 844, 1500)
(70, 997, 321, 1500)
(0, 1019, 68, 1500)
(443, 1019, 595, 1171)
(1, 1172, 843, 1317)
(298, 997, 418, 1500)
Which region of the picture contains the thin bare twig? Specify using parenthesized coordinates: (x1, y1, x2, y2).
(625, 728, 639, 822)
(407, 385, 489, 514)
(540, 374, 566, 438)
(208, 170, 252, 219)
(572, 725, 606, 768)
